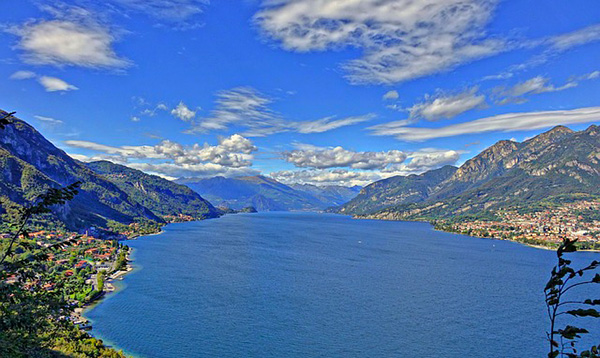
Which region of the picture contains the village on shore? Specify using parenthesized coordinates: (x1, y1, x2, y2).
(435, 200, 600, 250)
(1, 225, 141, 331)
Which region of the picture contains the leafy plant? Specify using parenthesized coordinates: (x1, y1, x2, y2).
(1, 116, 126, 357)
(545, 238, 600, 357)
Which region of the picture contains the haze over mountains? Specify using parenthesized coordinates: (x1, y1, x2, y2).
(177, 176, 361, 211)
(333, 125, 600, 221)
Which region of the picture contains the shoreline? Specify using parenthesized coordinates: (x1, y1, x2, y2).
(75, 248, 140, 357)
(354, 215, 600, 253)
(432, 226, 600, 253)
(76, 249, 137, 329)
(70, 212, 599, 357)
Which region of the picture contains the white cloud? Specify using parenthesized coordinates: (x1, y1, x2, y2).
(171, 101, 197, 121)
(9, 70, 36, 80)
(584, 71, 600, 80)
(383, 90, 399, 100)
(14, 19, 128, 68)
(409, 88, 486, 121)
(34, 115, 63, 125)
(38, 76, 79, 92)
(272, 146, 462, 186)
(65, 134, 258, 170)
(255, 0, 504, 84)
(128, 162, 259, 179)
(271, 169, 382, 187)
(550, 24, 600, 52)
(369, 106, 600, 141)
(186, 87, 372, 136)
(188, 87, 283, 134)
(499, 24, 600, 77)
(109, 0, 209, 22)
(131, 116, 141, 122)
(294, 114, 376, 133)
(139, 102, 169, 117)
(283, 145, 407, 170)
(495, 76, 578, 105)
(385, 149, 462, 172)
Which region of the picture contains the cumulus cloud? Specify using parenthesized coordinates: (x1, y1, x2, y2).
(171, 101, 197, 121)
(12, 14, 128, 68)
(9, 70, 36, 80)
(282, 145, 407, 170)
(255, 0, 504, 84)
(385, 149, 462, 173)
(9, 70, 79, 92)
(272, 146, 462, 186)
(127, 162, 259, 179)
(186, 87, 372, 136)
(64, 134, 258, 178)
(369, 106, 600, 141)
(271, 169, 383, 187)
(409, 88, 486, 121)
(383, 90, 399, 100)
(38, 76, 78, 92)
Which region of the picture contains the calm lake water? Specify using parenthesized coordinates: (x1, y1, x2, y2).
(85, 212, 600, 357)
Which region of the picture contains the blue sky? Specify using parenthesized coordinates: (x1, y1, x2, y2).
(1, 0, 599, 186)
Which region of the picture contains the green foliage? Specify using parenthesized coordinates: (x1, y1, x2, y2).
(0, 180, 127, 357)
(334, 165, 457, 215)
(52, 326, 127, 358)
(354, 126, 600, 222)
(113, 247, 129, 272)
(107, 219, 163, 238)
(87, 160, 218, 219)
(545, 239, 600, 358)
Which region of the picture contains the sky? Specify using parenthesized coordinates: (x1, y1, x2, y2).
(1, 0, 599, 187)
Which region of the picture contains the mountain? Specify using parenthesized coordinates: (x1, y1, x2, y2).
(341, 125, 600, 221)
(333, 165, 458, 215)
(0, 113, 217, 231)
(87, 161, 218, 219)
(290, 184, 361, 207)
(177, 175, 360, 211)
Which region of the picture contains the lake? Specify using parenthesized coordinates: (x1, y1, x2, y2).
(85, 212, 600, 357)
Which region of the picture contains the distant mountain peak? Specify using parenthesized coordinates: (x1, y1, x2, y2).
(585, 124, 599, 135)
(338, 124, 600, 220)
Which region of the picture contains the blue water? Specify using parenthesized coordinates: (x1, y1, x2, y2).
(85, 212, 600, 357)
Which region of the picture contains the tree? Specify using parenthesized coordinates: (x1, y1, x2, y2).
(545, 238, 600, 358)
(0, 182, 82, 357)
(0, 113, 126, 357)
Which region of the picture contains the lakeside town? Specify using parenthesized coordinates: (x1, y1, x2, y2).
(1, 227, 134, 330)
(435, 199, 600, 250)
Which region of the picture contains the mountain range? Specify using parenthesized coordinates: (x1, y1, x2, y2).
(3, 110, 598, 231)
(177, 176, 361, 211)
(0, 112, 218, 231)
(334, 125, 600, 221)
(0, 112, 359, 233)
